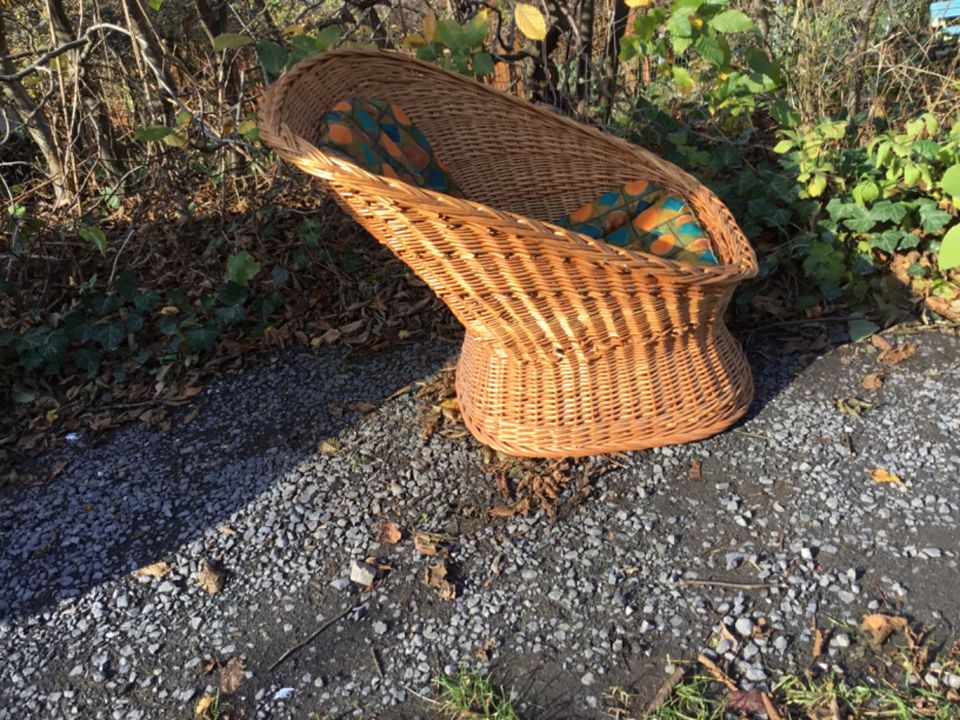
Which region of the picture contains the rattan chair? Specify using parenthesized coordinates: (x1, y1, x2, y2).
(257, 50, 758, 458)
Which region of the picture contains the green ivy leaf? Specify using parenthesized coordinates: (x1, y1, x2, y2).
(226, 251, 261, 287)
(918, 202, 952, 233)
(185, 325, 219, 354)
(74, 346, 102, 377)
(848, 319, 879, 342)
(869, 200, 908, 224)
(13, 385, 36, 403)
(78, 224, 107, 256)
(256, 40, 288, 76)
(869, 229, 904, 253)
(93, 321, 126, 351)
(709, 9, 753, 33)
(212, 33, 253, 52)
(941, 164, 960, 199)
(148, 0, 162, 9)
(215, 305, 246, 326)
(940, 224, 960, 271)
(271, 265, 289, 286)
(113, 270, 137, 299)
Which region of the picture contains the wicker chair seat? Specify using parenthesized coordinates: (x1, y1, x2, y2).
(257, 50, 758, 458)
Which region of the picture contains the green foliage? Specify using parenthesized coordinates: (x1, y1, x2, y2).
(410, 11, 493, 78)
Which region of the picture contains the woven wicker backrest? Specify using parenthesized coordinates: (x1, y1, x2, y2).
(258, 51, 758, 361)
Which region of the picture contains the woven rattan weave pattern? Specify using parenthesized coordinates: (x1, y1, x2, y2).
(257, 50, 758, 458)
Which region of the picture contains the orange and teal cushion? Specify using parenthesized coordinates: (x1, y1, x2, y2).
(317, 98, 462, 196)
(318, 97, 717, 266)
(553, 179, 719, 266)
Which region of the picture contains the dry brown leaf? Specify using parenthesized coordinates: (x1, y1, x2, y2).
(487, 497, 532, 518)
(219, 526, 237, 536)
(378, 521, 402, 545)
(475, 638, 496, 662)
(869, 467, 903, 485)
(727, 688, 766, 716)
(422, 561, 448, 588)
(688, 459, 703, 481)
(197, 560, 224, 594)
(861, 372, 885, 390)
(132, 561, 170, 579)
(871, 334, 893, 352)
(219, 656, 245, 694)
(878, 342, 915, 365)
(194, 695, 215, 717)
(925, 296, 960, 323)
(49, 460, 68, 479)
(413, 531, 445, 556)
(439, 580, 457, 600)
(812, 628, 826, 658)
(861, 613, 908, 647)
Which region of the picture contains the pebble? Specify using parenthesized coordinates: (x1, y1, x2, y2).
(734, 618, 754, 637)
(349, 560, 378, 587)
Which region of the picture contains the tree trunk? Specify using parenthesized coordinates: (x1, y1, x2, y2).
(122, 0, 177, 104)
(600, 0, 629, 121)
(530, 0, 570, 106)
(46, 0, 124, 179)
(0, 13, 72, 204)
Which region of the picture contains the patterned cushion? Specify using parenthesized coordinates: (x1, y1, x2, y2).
(319, 98, 717, 266)
(317, 98, 462, 196)
(555, 179, 719, 266)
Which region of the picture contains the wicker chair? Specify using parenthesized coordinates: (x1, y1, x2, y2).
(257, 50, 758, 458)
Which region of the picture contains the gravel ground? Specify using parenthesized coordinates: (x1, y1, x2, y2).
(1, 329, 958, 719)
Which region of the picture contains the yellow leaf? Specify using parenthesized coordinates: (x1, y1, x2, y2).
(283, 24, 305, 36)
(132, 561, 171, 579)
(45, 409, 59, 423)
(423, 10, 437, 43)
(869, 467, 903, 484)
(515, 3, 547, 41)
(625, 0, 653, 6)
(194, 695, 215, 717)
(318, 437, 341, 454)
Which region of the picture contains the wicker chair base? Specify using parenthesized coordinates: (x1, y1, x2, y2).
(456, 328, 753, 458)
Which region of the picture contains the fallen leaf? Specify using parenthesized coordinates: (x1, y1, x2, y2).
(422, 561, 448, 588)
(194, 695, 215, 717)
(318, 437, 341, 454)
(219, 526, 237, 536)
(861, 613, 908, 647)
(196, 559, 224, 594)
(925, 296, 960, 323)
(836, 397, 876, 418)
(475, 638, 496, 662)
(861, 372, 885, 390)
(379, 521, 402, 545)
(49, 460, 68, 478)
(878, 342, 915, 365)
(869, 467, 903, 485)
(871, 334, 893, 352)
(487, 497, 532, 518)
(439, 580, 457, 600)
(727, 688, 766, 716)
(413, 531, 445, 556)
(132, 561, 171, 579)
(812, 628, 827, 658)
(688, 459, 703, 481)
(219, 656, 245, 694)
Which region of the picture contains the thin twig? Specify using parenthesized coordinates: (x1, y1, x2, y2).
(679, 578, 787, 590)
(370, 647, 384, 679)
(697, 653, 738, 691)
(645, 665, 686, 716)
(267, 602, 358, 671)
